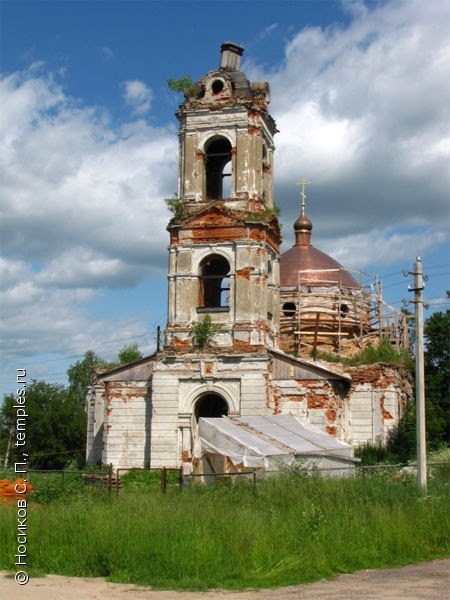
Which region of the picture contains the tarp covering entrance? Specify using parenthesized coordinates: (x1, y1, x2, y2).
(193, 414, 359, 473)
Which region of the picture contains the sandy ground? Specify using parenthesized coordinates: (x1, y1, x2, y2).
(1, 560, 449, 600)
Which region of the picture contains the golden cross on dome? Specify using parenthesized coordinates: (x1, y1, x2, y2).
(297, 178, 311, 209)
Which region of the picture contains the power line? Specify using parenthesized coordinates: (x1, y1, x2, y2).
(377, 263, 450, 280)
(424, 263, 450, 270)
(1, 263, 447, 374)
(424, 271, 450, 278)
(1, 329, 160, 367)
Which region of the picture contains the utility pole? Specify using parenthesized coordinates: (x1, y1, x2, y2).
(407, 257, 427, 491)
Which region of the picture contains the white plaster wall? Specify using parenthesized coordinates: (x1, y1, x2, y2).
(149, 354, 271, 467)
(348, 387, 380, 445)
(102, 383, 150, 469)
(149, 369, 180, 468)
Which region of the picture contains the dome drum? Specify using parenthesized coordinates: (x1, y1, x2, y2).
(279, 286, 372, 358)
(279, 202, 373, 358)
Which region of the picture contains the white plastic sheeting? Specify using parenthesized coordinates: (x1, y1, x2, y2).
(193, 414, 359, 472)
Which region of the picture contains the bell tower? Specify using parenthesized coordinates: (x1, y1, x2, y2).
(164, 42, 281, 352)
(177, 41, 276, 210)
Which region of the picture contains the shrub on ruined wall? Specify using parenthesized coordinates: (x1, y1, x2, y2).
(317, 339, 413, 369)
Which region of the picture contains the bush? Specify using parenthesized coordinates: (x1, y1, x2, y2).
(190, 315, 220, 349)
(120, 468, 180, 491)
(355, 443, 399, 466)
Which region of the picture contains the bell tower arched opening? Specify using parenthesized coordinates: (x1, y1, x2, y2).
(205, 137, 232, 200)
(198, 254, 230, 310)
(194, 394, 229, 422)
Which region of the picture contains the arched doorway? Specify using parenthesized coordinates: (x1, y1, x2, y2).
(192, 393, 229, 476)
(194, 393, 229, 421)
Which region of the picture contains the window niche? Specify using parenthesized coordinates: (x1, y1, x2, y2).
(282, 302, 297, 317)
(211, 79, 224, 95)
(205, 137, 232, 200)
(198, 255, 230, 312)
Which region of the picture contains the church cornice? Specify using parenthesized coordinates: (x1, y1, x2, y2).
(166, 200, 280, 230)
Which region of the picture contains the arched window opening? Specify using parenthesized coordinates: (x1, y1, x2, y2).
(199, 255, 230, 310)
(340, 303, 349, 318)
(195, 394, 228, 422)
(205, 138, 232, 200)
(282, 302, 296, 317)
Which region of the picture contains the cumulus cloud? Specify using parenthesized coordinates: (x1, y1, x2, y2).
(1, 0, 449, 394)
(245, 0, 450, 246)
(321, 227, 449, 272)
(35, 247, 145, 289)
(123, 79, 153, 115)
(0, 63, 176, 375)
(1, 64, 176, 266)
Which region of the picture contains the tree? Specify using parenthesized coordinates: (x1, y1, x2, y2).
(190, 315, 220, 349)
(389, 400, 416, 461)
(67, 350, 104, 409)
(118, 342, 143, 364)
(390, 305, 450, 459)
(167, 75, 194, 96)
(424, 307, 450, 446)
(0, 380, 86, 469)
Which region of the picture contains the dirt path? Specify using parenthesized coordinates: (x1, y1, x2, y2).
(1, 560, 449, 600)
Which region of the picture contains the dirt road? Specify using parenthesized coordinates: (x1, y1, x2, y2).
(1, 559, 449, 600)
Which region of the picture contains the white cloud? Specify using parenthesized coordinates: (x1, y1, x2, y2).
(245, 0, 450, 241)
(321, 227, 449, 271)
(0, 64, 176, 377)
(35, 247, 141, 289)
(99, 46, 114, 61)
(1, 66, 177, 265)
(259, 23, 278, 40)
(1, 0, 450, 394)
(123, 79, 153, 115)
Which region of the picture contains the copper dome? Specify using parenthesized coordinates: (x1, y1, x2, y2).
(280, 206, 360, 289)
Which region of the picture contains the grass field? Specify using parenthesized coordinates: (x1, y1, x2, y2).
(1, 466, 449, 590)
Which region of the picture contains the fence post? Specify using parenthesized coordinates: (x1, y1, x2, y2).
(179, 467, 183, 492)
(161, 467, 167, 493)
(116, 469, 121, 495)
(108, 463, 113, 497)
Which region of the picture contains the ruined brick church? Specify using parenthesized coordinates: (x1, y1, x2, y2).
(86, 43, 411, 470)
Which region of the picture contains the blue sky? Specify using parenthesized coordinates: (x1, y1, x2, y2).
(1, 0, 449, 397)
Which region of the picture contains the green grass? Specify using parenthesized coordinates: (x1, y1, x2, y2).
(0, 472, 449, 590)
